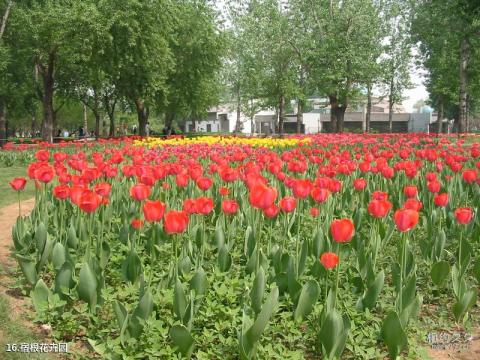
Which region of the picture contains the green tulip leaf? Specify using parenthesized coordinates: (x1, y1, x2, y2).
(170, 324, 194, 357)
(250, 267, 265, 315)
(294, 280, 320, 322)
(430, 261, 450, 286)
(381, 311, 408, 360)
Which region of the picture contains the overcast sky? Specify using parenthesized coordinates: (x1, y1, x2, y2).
(403, 70, 429, 112)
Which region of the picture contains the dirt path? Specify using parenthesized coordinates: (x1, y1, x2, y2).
(426, 331, 480, 360)
(0, 198, 36, 320)
(0, 199, 59, 359)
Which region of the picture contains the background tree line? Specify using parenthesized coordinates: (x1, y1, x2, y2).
(224, 0, 479, 135)
(0, 0, 224, 144)
(0, 0, 479, 144)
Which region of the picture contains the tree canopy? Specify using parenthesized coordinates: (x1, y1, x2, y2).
(1, 0, 480, 142)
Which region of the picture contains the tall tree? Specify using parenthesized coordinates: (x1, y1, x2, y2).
(304, 0, 383, 133)
(233, 0, 300, 135)
(382, 0, 412, 132)
(162, 0, 224, 135)
(412, 0, 480, 133)
(99, 0, 175, 137)
(12, 0, 105, 142)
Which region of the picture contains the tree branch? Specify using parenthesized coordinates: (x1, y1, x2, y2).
(0, 0, 13, 40)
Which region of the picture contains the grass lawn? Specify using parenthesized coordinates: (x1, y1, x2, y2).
(0, 293, 49, 360)
(0, 166, 35, 208)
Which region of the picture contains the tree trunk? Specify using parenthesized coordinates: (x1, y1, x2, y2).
(278, 94, 285, 136)
(104, 95, 116, 137)
(31, 113, 36, 137)
(83, 103, 88, 137)
(93, 110, 100, 139)
(458, 37, 468, 134)
(102, 120, 107, 137)
(388, 78, 394, 133)
(92, 90, 101, 138)
(329, 94, 338, 133)
(135, 98, 148, 136)
(296, 98, 303, 134)
(437, 96, 443, 134)
(0, 98, 6, 147)
(366, 82, 372, 133)
(466, 94, 470, 132)
(337, 107, 346, 133)
(108, 112, 115, 137)
(0, 0, 13, 40)
(165, 112, 174, 135)
(235, 89, 241, 133)
(39, 52, 55, 143)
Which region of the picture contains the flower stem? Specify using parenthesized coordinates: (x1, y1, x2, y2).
(17, 192, 21, 218)
(333, 243, 341, 310)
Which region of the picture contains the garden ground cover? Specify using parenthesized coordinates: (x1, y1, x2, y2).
(1, 133, 480, 359)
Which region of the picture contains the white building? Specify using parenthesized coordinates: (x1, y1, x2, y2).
(185, 99, 435, 135)
(184, 105, 252, 134)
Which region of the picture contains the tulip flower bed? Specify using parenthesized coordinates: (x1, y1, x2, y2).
(7, 134, 480, 359)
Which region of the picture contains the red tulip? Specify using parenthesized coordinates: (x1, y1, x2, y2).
(53, 185, 70, 200)
(35, 166, 54, 183)
(164, 210, 189, 234)
(263, 204, 280, 218)
(328, 179, 342, 193)
(393, 209, 419, 232)
(139, 174, 156, 186)
(143, 200, 166, 222)
(425, 172, 437, 182)
(222, 199, 238, 215)
(353, 178, 367, 191)
(35, 150, 50, 162)
(70, 186, 85, 205)
(130, 184, 151, 201)
(131, 218, 144, 230)
(309, 207, 320, 217)
(195, 197, 214, 215)
(10, 177, 27, 191)
(94, 182, 112, 197)
(330, 219, 355, 243)
(219, 167, 238, 182)
(427, 181, 441, 193)
(359, 162, 371, 172)
(279, 196, 296, 213)
(196, 177, 213, 191)
(403, 185, 417, 198)
(433, 193, 449, 207)
(462, 169, 477, 184)
(162, 181, 170, 189)
(53, 152, 68, 163)
(372, 191, 388, 201)
(219, 186, 229, 196)
(292, 179, 312, 199)
(454, 207, 473, 225)
(311, 187, 330, 203)
(249, 184, 277, 210)
(183, 198, 197, 215)
(175, 173, 189, 187)
(320, 252, 339, 270)
(367, 200, 392, 218)
(130, 218, 143, 230)
(403, 198, 423, 212)
(381, 166, 394, 179)
(79, 191, 102, 213)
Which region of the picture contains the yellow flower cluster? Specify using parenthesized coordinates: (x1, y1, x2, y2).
(135, 136, 312, 148)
